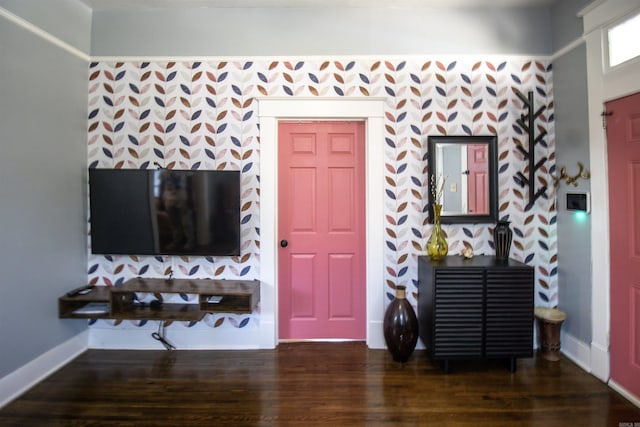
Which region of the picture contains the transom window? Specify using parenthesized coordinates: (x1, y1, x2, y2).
(608, 12, 640, 68)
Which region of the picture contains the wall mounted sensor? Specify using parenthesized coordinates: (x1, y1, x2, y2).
(566, 192, 590, 213)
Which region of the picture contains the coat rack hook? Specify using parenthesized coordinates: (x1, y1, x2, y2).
(513, 89, 548, 211)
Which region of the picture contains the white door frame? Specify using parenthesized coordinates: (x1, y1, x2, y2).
(583, 0, 640, 385)
(257, 98, 386, 349)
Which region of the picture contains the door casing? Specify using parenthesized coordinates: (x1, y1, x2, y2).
(258, 98, 386, 349)
(584, 2, 640, 389)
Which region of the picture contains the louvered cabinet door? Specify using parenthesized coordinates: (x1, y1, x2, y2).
(485, 267, 534, 358)
(432, 268, 484, 359)
(418, 255, 534, 372)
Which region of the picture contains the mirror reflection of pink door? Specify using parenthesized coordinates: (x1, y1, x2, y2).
(278, 121, 366, 341)
(467, 144, 488, 214)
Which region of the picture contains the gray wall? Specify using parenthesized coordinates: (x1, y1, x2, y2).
(550, 0, 589, 51)
(0, 0, 91, 53)
(91, 6, 552, 56)
(442, 145, 463, 213)
(550, 0, 592, 344)
(0, 1, 90, 379)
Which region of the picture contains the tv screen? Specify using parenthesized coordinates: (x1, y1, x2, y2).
(89, 169, 241, 256)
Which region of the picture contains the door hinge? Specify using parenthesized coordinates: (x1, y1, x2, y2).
(601, 110, 613, 129)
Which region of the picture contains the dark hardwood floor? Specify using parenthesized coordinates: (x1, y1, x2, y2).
(1, 342, 638, 426)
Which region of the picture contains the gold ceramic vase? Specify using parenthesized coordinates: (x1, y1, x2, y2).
(427, 204, 448, 261)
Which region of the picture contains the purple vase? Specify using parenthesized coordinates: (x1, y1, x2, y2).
(383, 286, 419, 363)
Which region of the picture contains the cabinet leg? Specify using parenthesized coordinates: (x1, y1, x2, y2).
(443, 359, 450, 374)
(509, 357, 517, 373)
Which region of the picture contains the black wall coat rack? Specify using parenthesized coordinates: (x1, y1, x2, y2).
(514, 89, 548, 211)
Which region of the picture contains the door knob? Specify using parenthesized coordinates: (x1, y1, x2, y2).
(280, 240, 288, 248)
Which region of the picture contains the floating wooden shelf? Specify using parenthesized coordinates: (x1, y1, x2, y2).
(58, 286, 111, 319)
(59, 278, 260, 320)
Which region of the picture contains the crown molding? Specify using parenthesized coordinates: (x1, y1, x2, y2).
(0, 6, 90, 62)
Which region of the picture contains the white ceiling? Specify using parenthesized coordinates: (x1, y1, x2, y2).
(80, 0, 554, 11)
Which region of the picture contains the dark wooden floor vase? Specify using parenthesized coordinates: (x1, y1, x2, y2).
(0, 343, 638, 426)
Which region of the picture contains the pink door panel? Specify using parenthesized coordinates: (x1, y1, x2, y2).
(278, 121, 366, 340)
(467, 144, 488, 214)
(607, 92, 640, 399)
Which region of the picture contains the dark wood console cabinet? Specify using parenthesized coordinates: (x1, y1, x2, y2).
(418, 255, 534, 372)
(59, 278, 260, 321)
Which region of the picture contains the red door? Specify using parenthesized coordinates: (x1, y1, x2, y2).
(467, 144, 488, 214)
(278, 121, 366, 340)
(607, 92, 640, 398)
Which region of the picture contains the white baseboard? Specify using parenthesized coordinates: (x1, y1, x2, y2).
(559, 332, 613, 386)
(90, 321, 385, 350)
(0, 331, 89, 408)
(367, 320, 425, 350)
(89, 325, 263, 350)
(590, 341, 610, 382)
(609, 379, 640, 409)
(560, 331, 592, 373)
(367, 320, 386, 349)
(259, 320, 276, 349)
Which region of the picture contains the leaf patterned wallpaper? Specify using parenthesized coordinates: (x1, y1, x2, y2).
(87, 57, 557, 331)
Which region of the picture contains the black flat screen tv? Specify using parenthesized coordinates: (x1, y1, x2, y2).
(89, 169, 241, 256)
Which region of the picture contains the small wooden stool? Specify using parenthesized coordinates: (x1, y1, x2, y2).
(534, 307, 567, 361)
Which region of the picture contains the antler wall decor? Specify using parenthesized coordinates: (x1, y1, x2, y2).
(553, 162, 591, 187)
(514, 89, 548, 211)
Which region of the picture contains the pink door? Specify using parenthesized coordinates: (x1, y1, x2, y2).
(467, 144, 488, 214)
(278, 121, 366, 340)
(607, 92, 640, 398)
